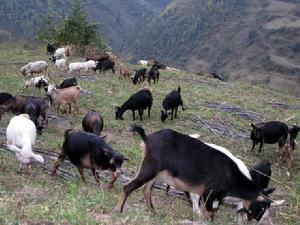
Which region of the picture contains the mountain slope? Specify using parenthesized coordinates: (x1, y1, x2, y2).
(0, 0, 170, 48)
(121, 0, 300, 93)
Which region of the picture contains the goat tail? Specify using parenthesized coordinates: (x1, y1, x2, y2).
(64, 129, 73, 140)
(130, 125, 147, 141)
(178, 86, 181, 93)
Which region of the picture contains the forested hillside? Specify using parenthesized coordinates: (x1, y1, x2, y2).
(0, 0, 170, 47)
(121, 0, 300, 94)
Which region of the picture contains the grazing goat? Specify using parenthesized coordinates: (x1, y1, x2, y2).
(68, 62, 85, 73)
(82, 110, 104, 136)
(25, 75, 49, 90)
(278, 125, 299, 175)
(0, 92, 14, 105)
(58, 77, 78, 89)
(250, 121, 288, 152)
(147, 65, 160, 84)
(161, 86, 185, 122)
(83, 60, 97, 72)
(47, 84, 80, 114)
(51, 56, 67, 72)
(6, 114, 44, 169)
(47, 43, 56, 55)
(21, 61, 48, 77)
(119, 63, 131, 79)
(52, 130, 127, 187)
(54, 47, 71, 59)
(115, 89, 152, 121)
(93, 59, 115, 74)
(132, 68, 147, 85)
(119, 125, 271, 222)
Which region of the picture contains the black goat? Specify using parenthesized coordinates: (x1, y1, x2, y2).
(132, 68, 147, 85)
(93, 59, 115, 73)
(147, 65, 159, 85)
(47, 43, 56, 55)
(58, 77, 78, 89)
(52, 130, 127, 187)
(250, 121, 288, 152)
(115, 89, 152, 121)
(161, 86, 185, 122)
(0, 92, 14, 105)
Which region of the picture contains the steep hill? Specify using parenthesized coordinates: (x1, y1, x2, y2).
(0, 0, 170, 47)
(121, 0, 300, 94)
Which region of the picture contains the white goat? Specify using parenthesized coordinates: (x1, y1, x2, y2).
(54, 46, 71, 59)
(6, 114, 44, 169)
(138, 60, 148, 66)
(68, 62, 85, 73)
(53, 58, 67, 72)
(21, 61, 48, 76)
(83, 60, 97, 72)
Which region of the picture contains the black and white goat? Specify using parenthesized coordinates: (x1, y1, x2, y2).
(119, 126, 272, 223)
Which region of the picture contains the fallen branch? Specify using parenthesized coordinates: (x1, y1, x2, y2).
(200, 100, 260, 121)
(266, 102, 300, 110)
(183, 114, 250, 140)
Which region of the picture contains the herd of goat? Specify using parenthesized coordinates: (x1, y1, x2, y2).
(0, 43, 299, 223)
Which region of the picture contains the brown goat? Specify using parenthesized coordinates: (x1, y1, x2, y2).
(0, 96, 27, 119)
(82, 110, 104, 136)
(119, 64, 131, 79)
(47, 84, 80, 114)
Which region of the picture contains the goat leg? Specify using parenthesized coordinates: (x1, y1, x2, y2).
(77, 167, 86, 183)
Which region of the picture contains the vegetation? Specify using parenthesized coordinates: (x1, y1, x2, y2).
(0, 43, 299, 224)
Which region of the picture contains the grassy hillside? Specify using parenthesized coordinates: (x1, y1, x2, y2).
(121, 0, 300, 95)
(0, 43, 300, 224)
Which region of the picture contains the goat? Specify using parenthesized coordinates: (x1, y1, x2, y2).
(93, 59, 115, 74)
(6, 114, 44, 170)
(132, 68, 147, 85)
(51, 56, 67, 72)
(47, 43, 56, 55)
(25, 75, 49, 90)
(52, 130, 127, 187)
(161, 86, 185, 122)
(54, 46, 71, 59)
(119, 63, 131, 79)
(250, 121, 288, 152)
(119, 125, 271, 222)
(83, 60, 97, 72)
(82, 110, 104, 136)
(278, 125, 299, 175)
(58, 77, 78, 89)
(138, 60, 148, 66)
(68, 62, 85, 73)
(115, 89, 152, 121)
(0, 92, 14, 105)
(21, 61, 48, 77)
(147, 65, 160, 84)
(47, 84, 80, 114)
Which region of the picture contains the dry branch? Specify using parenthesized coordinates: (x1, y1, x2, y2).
(200, 100, 260, 121)
(183, 114, 250, 140)
(266, 102, 300, 110)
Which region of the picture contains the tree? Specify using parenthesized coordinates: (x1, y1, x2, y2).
(36, 1, 106, 54)
(56, 2, 105, 53)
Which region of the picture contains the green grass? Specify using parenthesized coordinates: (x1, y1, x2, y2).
(0, 43, 299, 224)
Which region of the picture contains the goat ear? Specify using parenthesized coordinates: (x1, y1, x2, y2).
(262, 187, 276, 196)
(161, 110, 164, 113)
(251, 123, 255, 128)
